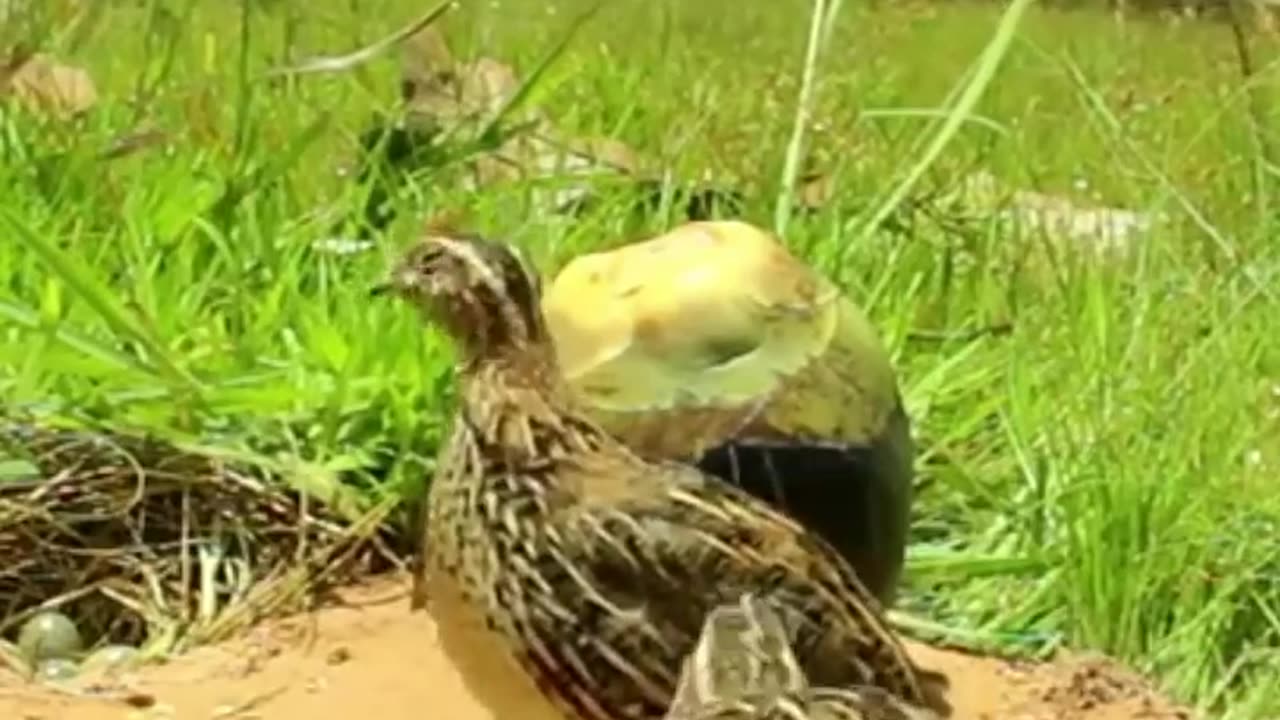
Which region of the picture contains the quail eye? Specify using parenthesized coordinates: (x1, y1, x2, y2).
(413, 246, 445, 270)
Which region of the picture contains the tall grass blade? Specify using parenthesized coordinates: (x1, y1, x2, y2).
(846, 0, 1034, 258)
(477, 0, 607, 140)
(774, 0, 841, 238)
(0, 213, 205, 396)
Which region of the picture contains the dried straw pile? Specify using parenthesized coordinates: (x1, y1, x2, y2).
(0, 419, 402, 654)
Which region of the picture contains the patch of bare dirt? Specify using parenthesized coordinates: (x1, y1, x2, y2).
(0, 575, 1193, 720)
(908, 644, 1193, 720)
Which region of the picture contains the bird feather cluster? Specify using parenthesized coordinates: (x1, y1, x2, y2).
(665, 593, 940, 720)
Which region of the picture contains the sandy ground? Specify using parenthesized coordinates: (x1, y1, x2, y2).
(0, 575, 1191, 720)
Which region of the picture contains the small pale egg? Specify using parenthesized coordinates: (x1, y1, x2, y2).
(81, 644, 141, 674)
(36, 657, 80, 683)
(17, 611, 84, 663)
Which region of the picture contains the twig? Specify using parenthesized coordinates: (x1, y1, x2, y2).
(906, 322, 1014, 344)
(96, 127, 168, 160)
(264, 0, 456, 79)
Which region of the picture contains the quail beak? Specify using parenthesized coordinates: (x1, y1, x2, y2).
(370, 267, 425, 299)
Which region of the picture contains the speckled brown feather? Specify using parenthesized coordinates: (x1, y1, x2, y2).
(383, 234, 947, 720)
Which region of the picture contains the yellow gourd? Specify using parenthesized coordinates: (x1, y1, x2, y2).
(542, 220, 914, 604)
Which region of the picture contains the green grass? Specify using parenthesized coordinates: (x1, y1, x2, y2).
(3, 0, 1280, 716)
